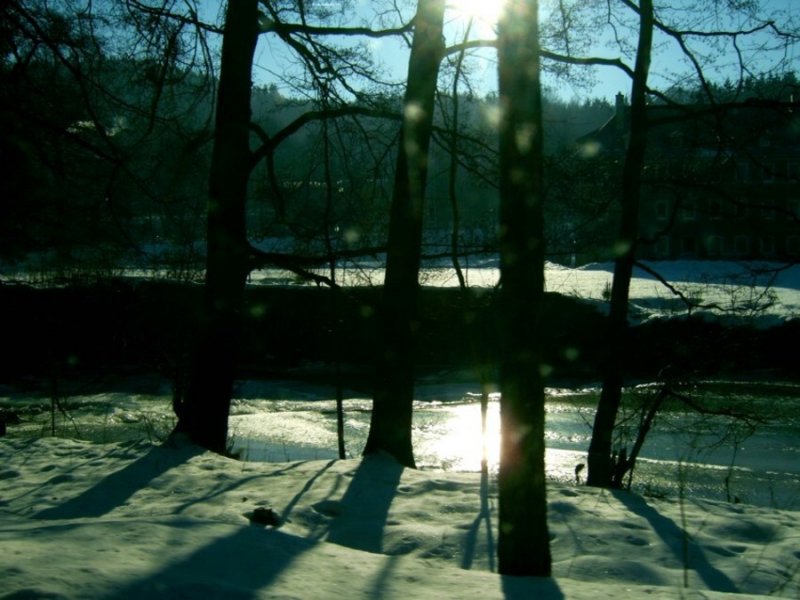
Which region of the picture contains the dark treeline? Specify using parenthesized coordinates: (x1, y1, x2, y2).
(4, 22, 797, 276)
(4, 281, 797, 387)
(0, 43, 621, 275)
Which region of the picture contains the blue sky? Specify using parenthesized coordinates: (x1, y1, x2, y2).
(205, 1, 798, 102)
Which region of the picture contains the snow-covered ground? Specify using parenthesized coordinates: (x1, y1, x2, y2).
(249, 259, 800, 326)
(1, 436, 797, 599)
(5, 258, 799, 325)
(1, 259, 798, 597)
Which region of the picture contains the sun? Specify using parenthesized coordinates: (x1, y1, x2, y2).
(448, 0, 505, 31)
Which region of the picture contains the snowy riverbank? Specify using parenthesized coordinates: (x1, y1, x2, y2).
(246, 258, 800, 325)
(1, 436, 798, 599)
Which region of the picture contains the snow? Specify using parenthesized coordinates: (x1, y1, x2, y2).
(555, 260, 800, 326)
(252, 259, 800, 326)
(2, 435, 797, 599)
(2, 259, 798, 597)
(5, 258, 799, 326)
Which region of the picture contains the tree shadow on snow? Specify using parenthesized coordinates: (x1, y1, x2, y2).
(279, 459, 337, 524)
(34, 439, 202, 520)
(612, 490, 739, 593)
(324, 453, 404, 554)
(97, 453, 405, 599)
(96, 525, 318, 600)
(461, 462, 496, 572)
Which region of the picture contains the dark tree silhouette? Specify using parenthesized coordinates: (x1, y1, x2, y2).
(173, 0, 259, 452)
(583, 0, 798, 488)
(496, 0, 552, 577)
(586, 0, 654, 488)
(363, 0, 446, 467)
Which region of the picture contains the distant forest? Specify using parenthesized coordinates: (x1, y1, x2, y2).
(1, 50, 630, 277)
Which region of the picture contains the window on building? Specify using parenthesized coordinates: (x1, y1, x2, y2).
(655, 236, 670, 258)
(787, 236, 800, 257)
(680, 199, 697, 221)
(775, 160, 788, 181)
(706, 235, 724, 257)
(708, 198, 723, 220)
(734, 235, 750, 256)
(655, 199, 669, 220)
(788, 162, 800, 183)
(762, 163, 775, 184)
(788, 199, 800, 220)
(759, 236, 776, 257)
(735, 162, 750, 182)
(681, 236, 697, 256)
(761, 202, 777, 220)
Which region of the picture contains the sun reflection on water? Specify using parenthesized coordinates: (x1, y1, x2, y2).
(412, 400, 591, 482)
(414, 402, 501, 472)
(231, 397, 594, 481)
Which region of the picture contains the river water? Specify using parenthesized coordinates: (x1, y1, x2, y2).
(226, 379, 800, 510)
(4, 378, 798, 510)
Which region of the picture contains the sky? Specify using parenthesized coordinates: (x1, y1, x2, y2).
(236, 0, 799, 103)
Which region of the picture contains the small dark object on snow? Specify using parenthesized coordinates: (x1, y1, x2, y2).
(0, 410, 18, 422)
(0, 410, 19, 436)
(574, 463, 585, 485)
(0, 410, 20, 426)
(249, 506, 280, 527)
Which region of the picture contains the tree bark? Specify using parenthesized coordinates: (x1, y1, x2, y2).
(586, 0, 654, 488)
(496, 0, 551, 577)
(173, 0, 259, 453)
(363, 0, 445, 468)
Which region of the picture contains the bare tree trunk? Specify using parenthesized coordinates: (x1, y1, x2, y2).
(363, 0, 445, 467)
(321, 117, 347, 460)
(496, 0, 551, 577)
(447, 21, 472, 290)
(173, 0, 259, 453)
(586, 0, 654, 488)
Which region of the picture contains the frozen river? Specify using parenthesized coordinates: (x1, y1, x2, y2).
(3, 377, 798, 510)
(226, 380, 800, 510)
(3, 259, 798, 509)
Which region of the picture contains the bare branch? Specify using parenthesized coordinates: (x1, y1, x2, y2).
(124, 0, 224, 34)
(668, 390, 769, 426)
(257, 15, 413, 38)
(541, 49, 635, 78)
(249, 105, 403, 172)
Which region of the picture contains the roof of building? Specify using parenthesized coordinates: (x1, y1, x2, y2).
(577, 94, 800, 159)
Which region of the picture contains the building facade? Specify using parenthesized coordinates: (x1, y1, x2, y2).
(577, 94, 800, 261)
